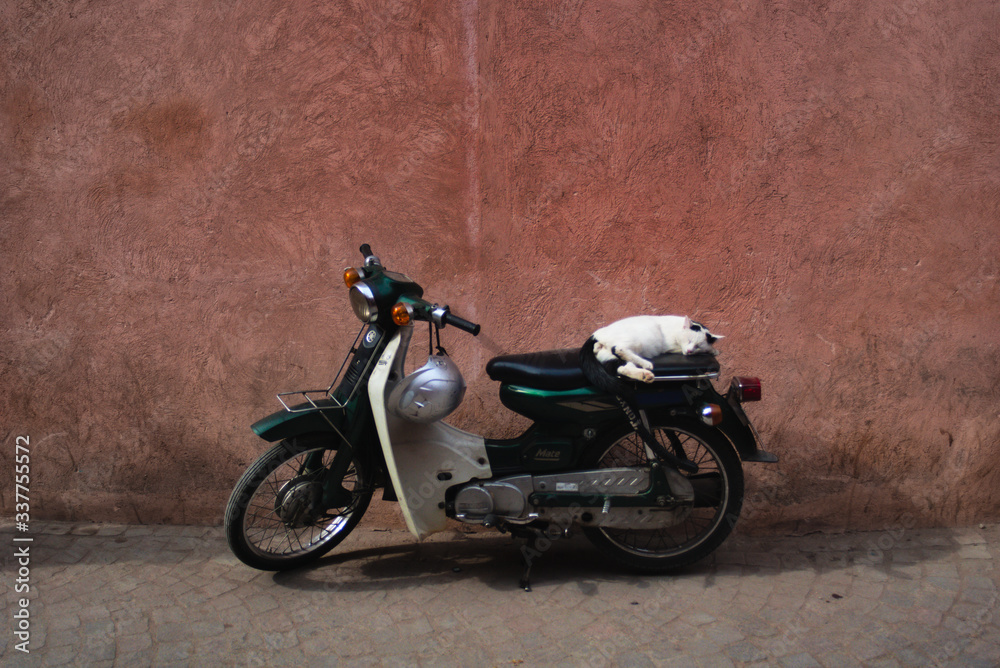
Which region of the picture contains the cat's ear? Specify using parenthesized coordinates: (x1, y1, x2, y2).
(683, 316, 692, 329)
(707, 333, 725, 343)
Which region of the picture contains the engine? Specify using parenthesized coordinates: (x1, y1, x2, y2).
(452, 467, 693, 530)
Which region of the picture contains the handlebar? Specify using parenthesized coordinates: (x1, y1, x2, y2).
(428, 304, 480, 336)
(442, 311, 481, 336)
(359, 243, 480, 336)
(359, 243, 381, 269)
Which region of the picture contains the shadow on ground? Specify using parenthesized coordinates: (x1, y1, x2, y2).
(5, 520, 972, 596)
(270, 522, 969, 594)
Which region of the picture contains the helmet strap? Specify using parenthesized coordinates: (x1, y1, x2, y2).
(434, 322, 448, 356)
(427, 321, 449, 357)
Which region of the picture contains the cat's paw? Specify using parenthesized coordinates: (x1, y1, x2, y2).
(620, 364, 655, 383)
(638, 358, 654, 370)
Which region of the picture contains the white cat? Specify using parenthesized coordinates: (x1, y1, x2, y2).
(590, 315, 723, 383)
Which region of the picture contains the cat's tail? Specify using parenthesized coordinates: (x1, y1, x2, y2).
(579, 336, 636, 398)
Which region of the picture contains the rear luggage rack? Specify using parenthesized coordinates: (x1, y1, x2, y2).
(651, 370, 720, 382)
(648, 352, 720, 382)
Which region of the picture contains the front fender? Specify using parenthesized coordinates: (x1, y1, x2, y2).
(251, 399, 350, 442)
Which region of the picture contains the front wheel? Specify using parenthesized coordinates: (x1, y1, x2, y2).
(224, 435, 373, 571)
(582, 418, 744, 572)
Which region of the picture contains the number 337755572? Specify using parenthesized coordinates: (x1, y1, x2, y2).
(15, 436, 30, 519)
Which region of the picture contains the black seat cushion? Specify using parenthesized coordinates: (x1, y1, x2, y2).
(648, 353, 720, 377)
(487, 348, 720, 391)
(486, 349, 587, 390)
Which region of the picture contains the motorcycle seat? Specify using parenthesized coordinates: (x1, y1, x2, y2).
(486, 348, 720, 390)
(486, 349, 586, 390)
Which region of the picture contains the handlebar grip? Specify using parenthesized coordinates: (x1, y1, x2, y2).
(443, 312, 481, 336)
(360, 244, 373, 258)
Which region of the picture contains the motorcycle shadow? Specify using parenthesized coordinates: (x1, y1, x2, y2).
(271, 529, 664, 594)
(271, 525, 968, 594)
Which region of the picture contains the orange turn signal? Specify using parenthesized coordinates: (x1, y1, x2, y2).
(699, 403, 723, 426)
(391, 302, 413, 326)
(344, 267, 362, 288)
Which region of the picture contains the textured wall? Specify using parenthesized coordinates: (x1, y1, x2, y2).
(471, 1, 1000, 534)
(2, 0, 999, 532)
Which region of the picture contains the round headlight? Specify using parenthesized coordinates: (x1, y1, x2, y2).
(349, 283, 378, 322)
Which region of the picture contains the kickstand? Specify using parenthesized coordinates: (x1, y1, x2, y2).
(520, 552, 534, 592)
(514, 527, 545, 592)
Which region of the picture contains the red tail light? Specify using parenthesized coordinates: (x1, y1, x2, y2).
(732, 377, 762, 402)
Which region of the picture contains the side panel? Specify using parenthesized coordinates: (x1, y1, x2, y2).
(486, 426, 591, 475)
(498, 384, 621, 423)
(368, 331, 492, 539)
(642, 384, 765, 461)
(498, 380, 767, 461)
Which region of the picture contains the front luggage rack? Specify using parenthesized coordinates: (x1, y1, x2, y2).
(275, 325, 376, 415)
(276, 389, 345, 414)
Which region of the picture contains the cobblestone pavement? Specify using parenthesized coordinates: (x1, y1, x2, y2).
(1, 519, 998, 667)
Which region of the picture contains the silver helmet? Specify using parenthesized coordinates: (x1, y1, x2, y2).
(388, 354, 466, 423)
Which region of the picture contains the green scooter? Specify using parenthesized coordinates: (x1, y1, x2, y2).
(225, 244, 775, 586)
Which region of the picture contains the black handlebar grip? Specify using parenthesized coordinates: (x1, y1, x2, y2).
(360, 244, 373, 258)
(443, 313, 481, 336)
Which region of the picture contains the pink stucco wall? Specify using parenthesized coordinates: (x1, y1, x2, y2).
(3, 0, 999, 532)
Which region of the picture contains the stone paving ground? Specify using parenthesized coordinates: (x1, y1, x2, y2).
(1, 518, 998, 667)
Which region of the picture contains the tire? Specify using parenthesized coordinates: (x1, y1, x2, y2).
(581, 418, 744, 572)
(224, 435, 373, 571)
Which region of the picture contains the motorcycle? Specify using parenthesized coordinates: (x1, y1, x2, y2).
(224, 244, 777, 588)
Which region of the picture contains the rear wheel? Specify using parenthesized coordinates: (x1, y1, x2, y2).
(582, 419, 743, 572)
(225, 436, 373, 571)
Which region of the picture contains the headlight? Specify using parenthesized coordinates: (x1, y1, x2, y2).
(349, 283, 378, 322)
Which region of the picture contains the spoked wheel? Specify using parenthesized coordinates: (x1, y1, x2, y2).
(225, 436, 373, 571)
(582, 418, 743, 572)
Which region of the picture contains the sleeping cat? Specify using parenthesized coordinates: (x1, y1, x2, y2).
(589, 315, 723, 383)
